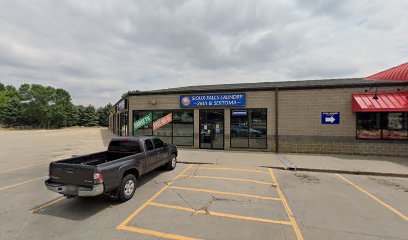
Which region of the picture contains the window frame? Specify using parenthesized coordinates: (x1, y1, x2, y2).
(230, 108, 268, 149)
(144, 139, 154, 151)
(356, 112, 408, 141)
(153, 138, 165, 149)
(132, 109, 194, 146)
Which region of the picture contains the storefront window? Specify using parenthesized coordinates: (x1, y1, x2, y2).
(133, 111, 153, 136)
(119, 112, 129, 136)
(356, 112, 407, 140)
(231, 109, 267, 149)
(356, 113, 381, 139)
(173, 110, 194, 146)
(153, 111, 173, 144)
(383, 113, 408, 140)
(132, 110, 194, 146)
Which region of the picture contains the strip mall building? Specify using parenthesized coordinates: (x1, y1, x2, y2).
(109, 78, 408, 157)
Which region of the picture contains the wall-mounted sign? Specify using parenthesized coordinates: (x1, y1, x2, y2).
(180, 93, 246, 108)
(153, 113, 173, 131)
(134, 113, 152, 130)
(232, 110, 248, 117)
(321, 112, 340, 124)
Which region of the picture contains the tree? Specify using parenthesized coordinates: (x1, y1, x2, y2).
(0, 84, 19, 125)
(97, 103, 112, 127)
(2, 97, 22, 126)
(0, 82, 109, 129)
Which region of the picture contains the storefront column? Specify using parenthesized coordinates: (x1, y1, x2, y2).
(224, 109, 231, 150)
(193, 109, 200, 148)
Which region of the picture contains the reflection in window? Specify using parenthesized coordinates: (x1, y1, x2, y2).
(153, 111, 173, 144)
(173, 110, 194, 146)
(133, 111, 153, 136)
(133, 110, 194, 146)
(383, 113, 408, 140)
(231, 109, 267, 149)
(356, 112, 407, 140)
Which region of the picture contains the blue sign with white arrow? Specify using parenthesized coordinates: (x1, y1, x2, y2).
(321, 112, 340, 124)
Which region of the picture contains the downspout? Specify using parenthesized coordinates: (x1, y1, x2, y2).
(275, 88, 279, 153)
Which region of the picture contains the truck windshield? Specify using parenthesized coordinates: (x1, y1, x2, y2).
(108, 140, 142, 153)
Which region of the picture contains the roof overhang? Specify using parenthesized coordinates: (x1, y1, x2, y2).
(352, 92, 408, 112)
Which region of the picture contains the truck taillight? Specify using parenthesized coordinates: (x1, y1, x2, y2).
(94, 172, 104, 184)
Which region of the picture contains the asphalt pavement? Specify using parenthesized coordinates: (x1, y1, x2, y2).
(0, 128, 407, 240)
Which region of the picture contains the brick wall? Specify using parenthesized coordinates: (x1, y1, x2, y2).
(278, 86, 408, 157)
(122, 86, 408, 157)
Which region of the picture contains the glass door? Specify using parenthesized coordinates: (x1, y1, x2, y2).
(199, 110, 224, 149)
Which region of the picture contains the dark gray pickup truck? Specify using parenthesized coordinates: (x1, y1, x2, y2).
(45, 136, 177, 201)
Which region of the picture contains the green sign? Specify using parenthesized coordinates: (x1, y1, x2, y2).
(133, 113, 152, 130)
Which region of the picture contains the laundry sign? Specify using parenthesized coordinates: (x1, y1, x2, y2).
(153, 113, 173, 131)
(180, 93, 246, 108)
(133, 113, 152, 130)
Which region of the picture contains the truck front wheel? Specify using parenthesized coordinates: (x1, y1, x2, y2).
(164, 154, 177, 171)
(118, 174, 137, 202)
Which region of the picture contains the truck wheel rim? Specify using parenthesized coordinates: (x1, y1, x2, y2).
(124, 180, 134, 196)
(172, 156, 176, 168)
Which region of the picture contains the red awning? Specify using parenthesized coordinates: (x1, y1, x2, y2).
(365, 62, 408, 81)
(352, 92, 408, 112)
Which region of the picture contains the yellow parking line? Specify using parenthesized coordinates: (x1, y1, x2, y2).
(336, 174, 408, 222)
(198, 167, 269, 174)
(180, 175, 274, 185)
(170, 186, 281, 201)
(31, 196, 66, 213)
(116, 164, 193, 229)
(269, 169, 304, 240)
(0, 176, 47, 192)
(117, 225, 201, 240)
(149, 202, 292, 225)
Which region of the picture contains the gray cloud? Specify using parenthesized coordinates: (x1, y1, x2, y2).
(0, 0, 407, 106)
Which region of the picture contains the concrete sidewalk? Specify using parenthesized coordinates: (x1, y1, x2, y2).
(276, 153, 408, 177)
(177, 149, 408, 177)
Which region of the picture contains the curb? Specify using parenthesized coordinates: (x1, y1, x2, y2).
(263, 166, 408, 178)
(178, 161, 214, 165)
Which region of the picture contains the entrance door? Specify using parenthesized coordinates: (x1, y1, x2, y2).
(199, 110, 224, 149)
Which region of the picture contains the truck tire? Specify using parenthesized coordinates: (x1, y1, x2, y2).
(164, 154, 177, 171)
(118, 174, 137, 202)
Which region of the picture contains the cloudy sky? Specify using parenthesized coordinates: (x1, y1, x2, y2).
(0, 0, 407, 106)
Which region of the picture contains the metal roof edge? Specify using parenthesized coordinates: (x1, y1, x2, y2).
(114, 78, 408, 106)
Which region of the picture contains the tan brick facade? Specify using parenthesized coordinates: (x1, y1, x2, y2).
(111, 84, 408, 157)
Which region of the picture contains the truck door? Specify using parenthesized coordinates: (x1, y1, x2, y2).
(144, 139, 156, 172)
(153, 138, 167, 166)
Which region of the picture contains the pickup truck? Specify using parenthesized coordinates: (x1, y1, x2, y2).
(45, 136, 178, 202)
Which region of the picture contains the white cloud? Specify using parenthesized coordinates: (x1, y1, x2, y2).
(0, 0, 407, 106)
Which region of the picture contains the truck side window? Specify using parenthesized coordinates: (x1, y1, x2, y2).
(153, 138, 164, 148)
(121, 141, 142, 153)
(145, 139, 154, 151)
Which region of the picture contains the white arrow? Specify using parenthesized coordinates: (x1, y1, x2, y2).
(325, 116, 335, 123)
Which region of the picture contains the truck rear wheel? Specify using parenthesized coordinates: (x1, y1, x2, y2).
(118, 174, 137, 202)
(165, 154, 177, 171)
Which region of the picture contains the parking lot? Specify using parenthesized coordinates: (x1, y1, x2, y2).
(0, 128, 407, 240)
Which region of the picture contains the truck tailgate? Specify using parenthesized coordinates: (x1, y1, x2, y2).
(50, 163, 95, 187)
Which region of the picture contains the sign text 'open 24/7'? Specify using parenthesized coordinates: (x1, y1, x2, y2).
(180, 93, 246, 108)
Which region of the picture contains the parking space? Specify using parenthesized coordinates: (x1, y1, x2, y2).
(0, 129, 407, 240)
(116, 164, 303, 240)
(273, 170, 408, 240)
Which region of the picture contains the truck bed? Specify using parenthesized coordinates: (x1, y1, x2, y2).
(56, 151, 134, 166)
(49, 151, 135, 186)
